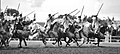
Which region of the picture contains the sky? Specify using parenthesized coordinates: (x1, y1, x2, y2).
(1, 0, 120, 22)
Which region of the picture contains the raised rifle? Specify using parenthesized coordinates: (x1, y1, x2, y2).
(24, 11, 35, 17)
(68, 9, 78, 15)
(74, 10, 80, 16)
(80, 6, 84, 17)
(4, 5, 8, 12)
(52, 12, 58, 16)
(17, 3, 20, 10)
(96, 3, 104, 16)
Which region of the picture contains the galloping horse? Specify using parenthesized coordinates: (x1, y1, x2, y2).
(11, 18, 36, 48)
(80, 16, 105, 46)
(54, 14, 80, 47)
(48, 21, 65, 46)
(0, 20, 12, 47)
(28, 23, 48, 46)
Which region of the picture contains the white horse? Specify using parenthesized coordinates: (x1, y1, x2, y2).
(28, 23, 48, 45)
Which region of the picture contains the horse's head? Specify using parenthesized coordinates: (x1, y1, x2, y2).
(106, 17, 117, 30)
(90, 16, 101, 34)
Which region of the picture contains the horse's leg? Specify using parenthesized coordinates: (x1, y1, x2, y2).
(73, 37, 80, 47)
(97, 38, 100, 47)
(57, 37, 60, 47)
(59, 38, 62, 45)
(6, 38, 9, 46)
(8, 37, 12, 46)
(23, 38, 27, 46)
(42, 37, 47, 46)
(65, 37, 72, 47)
(86, 38, 90, 44)
(80, 37, 87, 46)
(18, 38, 22, 48)
(1, 39, 6, 47)
(63, 37, 69, 46)
(6, 35, 11, 46)
(52, 38, 58, 45)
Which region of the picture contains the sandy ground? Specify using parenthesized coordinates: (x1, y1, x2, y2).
(0, 41, 120, 54)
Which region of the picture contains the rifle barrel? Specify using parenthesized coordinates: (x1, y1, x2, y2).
(74, 10, 80, 16)
(17, 3, 20, 10)
(80, 6, 84, 16)
(26, 11, 35, 16)
(69, 9, 78, 14)
(52, 12, 58, 16)
(96, 3, 104, 16)
(4, 5, 8, 12)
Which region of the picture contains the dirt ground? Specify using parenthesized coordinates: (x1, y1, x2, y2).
(0, 41, 120, 54)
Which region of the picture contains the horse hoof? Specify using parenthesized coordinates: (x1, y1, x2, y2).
(58, 45, 62, 47)
(86, 42, 88, 44)
(90, 42, 92, 44)
(73, 41, 76, 43)
(60, 42, 62, 45)
(66, 44, 70, 47)
(44, 43, 47, 46)
(25, 44, 27, 46)
(52, 43, 56, 45)
(93, 43, 98, 45)
(7, 45, 9, 46)
(78, 45, 81, 47)
(77, 45, 80, 47)
(18, 46, 22, 48)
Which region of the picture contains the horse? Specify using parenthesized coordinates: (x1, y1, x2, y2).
(79, 16, 105, 46)
(11, 18, 36, 48)
(28, 23, 48, 46)
(0, 20, 12, 47)
(47, 21, 64, 46)
(51, 15, 80, 47)
(105, 17, 117, 42)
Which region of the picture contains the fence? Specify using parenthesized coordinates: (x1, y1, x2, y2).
(110, 36, 120, 42)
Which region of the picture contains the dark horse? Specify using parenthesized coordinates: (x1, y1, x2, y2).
(49, 17, 80, 47)
(12, 18, 35, 48)
(48, 21, 65, 47)
(0, 20, 12, 47)
(79, 16, 105, 46)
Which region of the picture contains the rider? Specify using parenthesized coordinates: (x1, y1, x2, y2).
(15, 14, 24, 31)
(44, 14, 55, 34)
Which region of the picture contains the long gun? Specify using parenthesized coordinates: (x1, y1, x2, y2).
(52, 12, 58, 16)
(68, 9, 78, 14)
(96, 3, 104, 16)
(24, 11, 35, 17)
(80, 6, 84, 16)
(74, 10, 80, 16)
(4, 5, 8, 12)
(17, 3, 20, 10)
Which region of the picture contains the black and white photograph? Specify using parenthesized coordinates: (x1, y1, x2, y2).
(0, 0, 120, 54)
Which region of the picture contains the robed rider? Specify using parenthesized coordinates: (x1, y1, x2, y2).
(44, 14, 53, 33)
